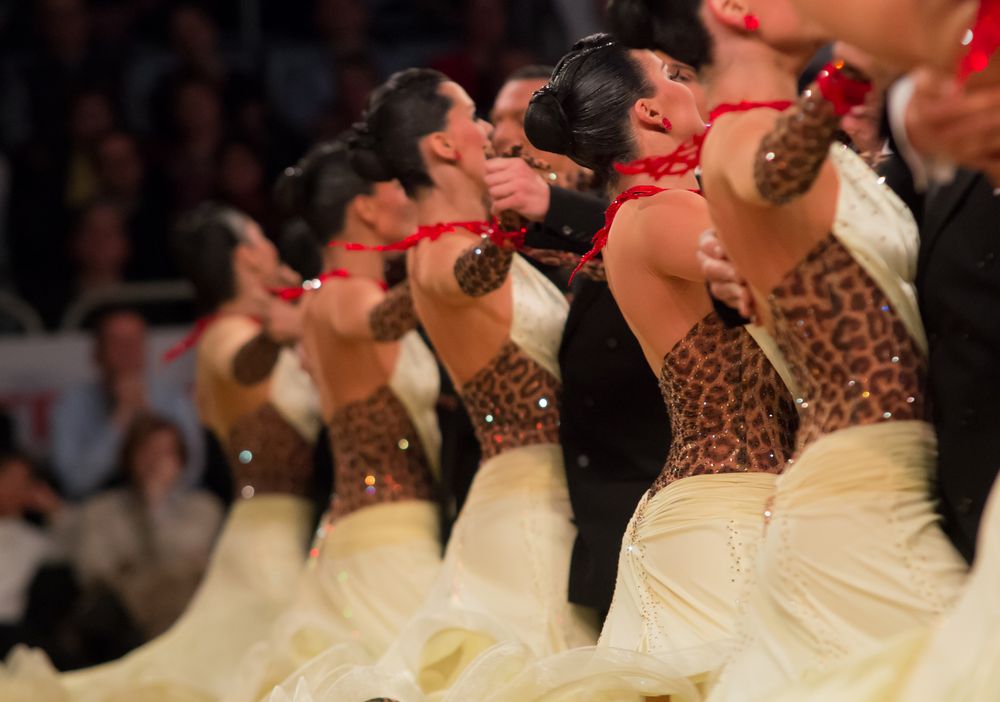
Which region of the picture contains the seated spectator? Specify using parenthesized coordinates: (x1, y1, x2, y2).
(70, 199, 131, 297)
(215, 141, 276, 234)
(50, 308, 204, 500)
(72, 414, 222, 639)
(161, 78, 225, 211)
(0, 451, 67, 657)
(94, 131, 173, 280)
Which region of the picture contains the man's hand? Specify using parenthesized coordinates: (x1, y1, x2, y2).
(111, 372, 147, 423)
(696, 229, 757, 321)
(905, 67, 1000, 172)
(485, 157, 551, 222)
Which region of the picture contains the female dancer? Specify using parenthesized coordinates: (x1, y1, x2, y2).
(274, 68, 598, 701)
(45, 205, 322, 702)
(439, 35, 799, 702)
(636, 1, 970, 700)
(223, 139, 445, 701)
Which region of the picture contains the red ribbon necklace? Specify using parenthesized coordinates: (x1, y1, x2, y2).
(327, 219, 524, 253)
(614, 101, 794, 180)
(161, 313, 260, 364)
(269, 269, 388, 301)
(959, 0, 1000, 80)
(571, 185, 702, 281)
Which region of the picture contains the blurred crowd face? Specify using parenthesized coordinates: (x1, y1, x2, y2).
(218, 143, 264, 202)
(70, 91, 115, 146)
(129, 426, 185, 505)
(73, 203, 130, 284)
(465, 0, 507, 49)
(0, 457, 34, 517)
(170, 6, 219, 63)
(369, 180, 417, 244)
(95, 311, 147, 379)
(97, 133, 145, 199)
(174, 81, 223, 139)
(315, 0, 368, 48)
(437, 81, 494, 187)
(39, 0, 89, 62)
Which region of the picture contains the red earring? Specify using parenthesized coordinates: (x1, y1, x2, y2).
(743, 13, 760, 31)
(662, 117, 673, 133)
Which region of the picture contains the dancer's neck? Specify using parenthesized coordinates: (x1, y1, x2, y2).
(705, 44, 802, 113)
(414, 182, 489, 227)
(323, 216, 386, 282)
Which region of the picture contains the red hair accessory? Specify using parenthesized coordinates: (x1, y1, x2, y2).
(743, 14, 760, 31)
(958, 0, 1000, 80)
(815, 61, 872, 116)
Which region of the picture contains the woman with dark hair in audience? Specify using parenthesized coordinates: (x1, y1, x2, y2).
(274, 68, 598, 701)
(0, 204, 326, 702)
(223, 137, 445, 701)
(438, 33, 799, 701)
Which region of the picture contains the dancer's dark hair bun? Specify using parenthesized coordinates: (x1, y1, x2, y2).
(524, 87, 573, 156)
(346, 123, 392, 183)
(606, 0, 712, 70)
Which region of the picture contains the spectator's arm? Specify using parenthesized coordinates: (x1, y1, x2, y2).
(50, 391, 127, 499)
(527, 187, 607, 255)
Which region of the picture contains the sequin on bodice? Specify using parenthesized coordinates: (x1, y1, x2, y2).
(767, 233, 927, 452)
(653, 314, 798, 496)
(327, 385, 437, 519)
(227, 403, 315, 498)
(460, 340, 562, 461)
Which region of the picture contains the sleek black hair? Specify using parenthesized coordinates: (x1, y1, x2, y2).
(506, 64, 556, 82)
(525, 34, 654, 184)
(275, 138, 374, 245)
(348, 68, 453, 197)
(171, 202, 246, 313)
(606, 0, 712, 70)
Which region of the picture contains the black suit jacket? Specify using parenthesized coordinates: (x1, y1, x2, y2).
(527, 186, 670, 613)
(915, 171, 1000, 562)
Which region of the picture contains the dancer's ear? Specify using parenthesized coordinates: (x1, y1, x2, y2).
(707, 0, 755, 32)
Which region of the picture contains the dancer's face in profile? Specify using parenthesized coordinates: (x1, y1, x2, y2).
(368, 179, 417, 243)
(649, 50, 708, 121)
(234, 217, 282, 289)
(435, 81, 494, 186)
(631, 49, 706, 141)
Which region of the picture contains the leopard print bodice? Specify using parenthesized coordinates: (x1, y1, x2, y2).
(460, 340, 562, 461)
(654, 313, 798, 496)
(767, 233, 927, 452)
(327, 384, 437, 519)
(227, 403, 315, 498)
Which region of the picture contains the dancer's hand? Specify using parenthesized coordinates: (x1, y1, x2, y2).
(263, 298, 304, 346)
(486, 157, 551, 222)
(697, 229, 756, 322)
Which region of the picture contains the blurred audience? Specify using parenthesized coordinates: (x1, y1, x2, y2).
(0, 451, 68, 656)
(50, 309, 204, 500)
(72, 414, 222, 639)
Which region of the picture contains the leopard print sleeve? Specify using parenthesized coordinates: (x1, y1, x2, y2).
(369, 281, 418, 342)
(232, 333, 283, 386)
(453, 236, 515, 297)
(753, 87, 841, 205)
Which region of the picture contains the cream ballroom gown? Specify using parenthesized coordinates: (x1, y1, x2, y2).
(223, 330, 444, 702)
(266, 255, 598, 702)
(0, 316, 323, 702)
(705, 144, 970, 702)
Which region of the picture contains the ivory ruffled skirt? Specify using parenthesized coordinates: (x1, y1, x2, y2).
(708, 421, 968, 702)
(441, 472, 777, 702)
(269, 444, 598, 701)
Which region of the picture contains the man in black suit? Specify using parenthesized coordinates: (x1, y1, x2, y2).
(485, 66, 669, 617)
